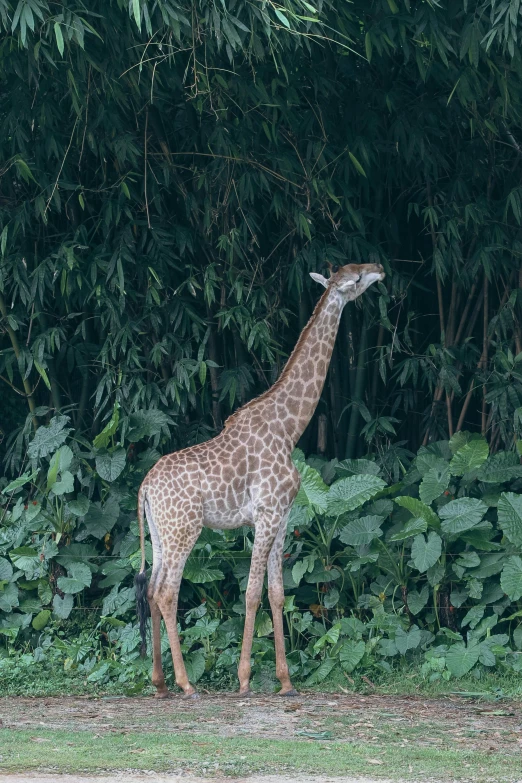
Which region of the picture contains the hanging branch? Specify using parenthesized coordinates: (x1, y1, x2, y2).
(481, 276, 489, 436)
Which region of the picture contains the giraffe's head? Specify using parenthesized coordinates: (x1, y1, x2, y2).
(310, 262, 385, 301)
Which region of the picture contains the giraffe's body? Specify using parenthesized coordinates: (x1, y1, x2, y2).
(136, 262, 385, 698)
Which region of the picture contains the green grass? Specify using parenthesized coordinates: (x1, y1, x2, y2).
(2, 656, 522, 700)
(0, 727, 519, 781)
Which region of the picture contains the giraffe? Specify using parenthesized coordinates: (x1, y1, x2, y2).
(135, 262, 385, 699)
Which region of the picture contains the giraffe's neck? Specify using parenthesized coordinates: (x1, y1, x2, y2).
(265, 286, 345, 447)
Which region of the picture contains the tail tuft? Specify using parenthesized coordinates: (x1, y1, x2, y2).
(134, 571, 149, 658)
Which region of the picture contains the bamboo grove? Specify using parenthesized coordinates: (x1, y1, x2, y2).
(2, 0, 522, 470)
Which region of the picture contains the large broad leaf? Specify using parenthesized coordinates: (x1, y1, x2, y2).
(304, 657, 337, 685)
(501, 556, 522, 601)
(183, 562, 224, 583)
(185, 649, 206, 684)
(294, 463, 328, 513)
(438, 498, 487, 535)
(335, 459, 382, 478)
(395, 625, 421, 654)
(394, 496, 439, 528)
(0, 557, 13, 581)
(407, 585, 429, 615)
(52, 593, 74, 619)
(327, 475, 385, 516)
(477, 452, 522, 484)
(82, 496, 120, 539)
(27, 415, 72, 460)
(446, 643, 480, 677)
(497, 492, 522, 547)
(9, 547, 39, 575)
(51, 470, 74, 496)
(339, 515, 383, 546)
(410, 532, 442, 573)
(339, 640, 365, 672)
(0, 582, 19, 611)
(32, 609, 51, 631)
(67, 495, 90, 517)
(57, 562, 92, 594)
(95, 449, 127, 483)
(449, 438, 489, 477)
(389, 517, 428, 542)
(93, 403, 120, 449)
(126, 409, 173, 441)
(419, 463, 451, 505)
(2, 470, 39, 494)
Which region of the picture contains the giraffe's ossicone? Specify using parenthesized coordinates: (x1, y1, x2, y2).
(135, 262, 385, 698)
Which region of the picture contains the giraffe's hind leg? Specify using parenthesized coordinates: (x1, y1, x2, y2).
(268, 520, 297, 696)
(152, 518, 203, 698)
(145, 499, 170, 698)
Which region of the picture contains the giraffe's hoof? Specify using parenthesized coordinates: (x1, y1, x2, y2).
(236, 689, 254, 698)
(183, 691, 200, 700)
(154, 689, 172, 700)
(279, 688, 299, 697)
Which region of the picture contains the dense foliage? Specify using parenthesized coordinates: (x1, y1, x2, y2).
(2, 1, 522, 463)
(3, 1, 522, 691)
(2, 415, 522, 689)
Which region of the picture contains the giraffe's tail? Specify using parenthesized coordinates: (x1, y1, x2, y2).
(135, 486, 149, 658)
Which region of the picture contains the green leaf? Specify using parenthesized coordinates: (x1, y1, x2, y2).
(477, 452, 522, 484)
(327, 475, 385, 516)
(419, 463, 451, 505)
(2, 470, 39, 494)
(183, 563, 224, 583)
(67, 495, 90, 517)
(54, 22, 64, 56)
(27, 416, 71, 460)
(185, 649, 206, 683)
(93, 404, 120, 449)
(411, 532, 442, 573)
(439, 498, 487, 535)
(339, 640, 365, 672)
(389, 517, 427, 542)
(32, 609, 51, 630)
(0, 557, 14, 581)
(497, 493, 522, 546)
(57, 563, 92, 595)
(501, 556, 522, 601)
(407, 585, 429, 615)
(51, 470, 74, 496)
(10, 547, 39, 574)
(96, 449, 127, 482)
(348, 151, 366, 177)
(305, 657, 337, 685)
(449, 438, 489, 476)
(294, 464, 328, 513)
(339, 515, 383, 546)
(394, 496, 439, 528)
(446, 643, 480, 677)
(395, 625, 421, 655)
(335, 459, 381, 478)
(274, 8, 291, 28)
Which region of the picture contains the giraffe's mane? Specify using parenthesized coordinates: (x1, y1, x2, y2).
(223, 285, 331, 429)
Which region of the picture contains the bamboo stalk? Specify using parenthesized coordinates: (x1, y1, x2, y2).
(481, 276, 489, 435)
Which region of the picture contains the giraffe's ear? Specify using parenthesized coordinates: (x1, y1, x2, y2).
(309, 272, 329, 288)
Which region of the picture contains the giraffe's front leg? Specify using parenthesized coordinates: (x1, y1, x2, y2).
(268, 519, 297, 696)
(237, 520, 278, 695)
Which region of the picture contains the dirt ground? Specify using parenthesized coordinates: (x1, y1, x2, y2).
(1, 692, 522, 782)
(1, 691, 521, 753)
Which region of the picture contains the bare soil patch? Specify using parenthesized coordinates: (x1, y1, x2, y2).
(1, 691, 521, 755)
